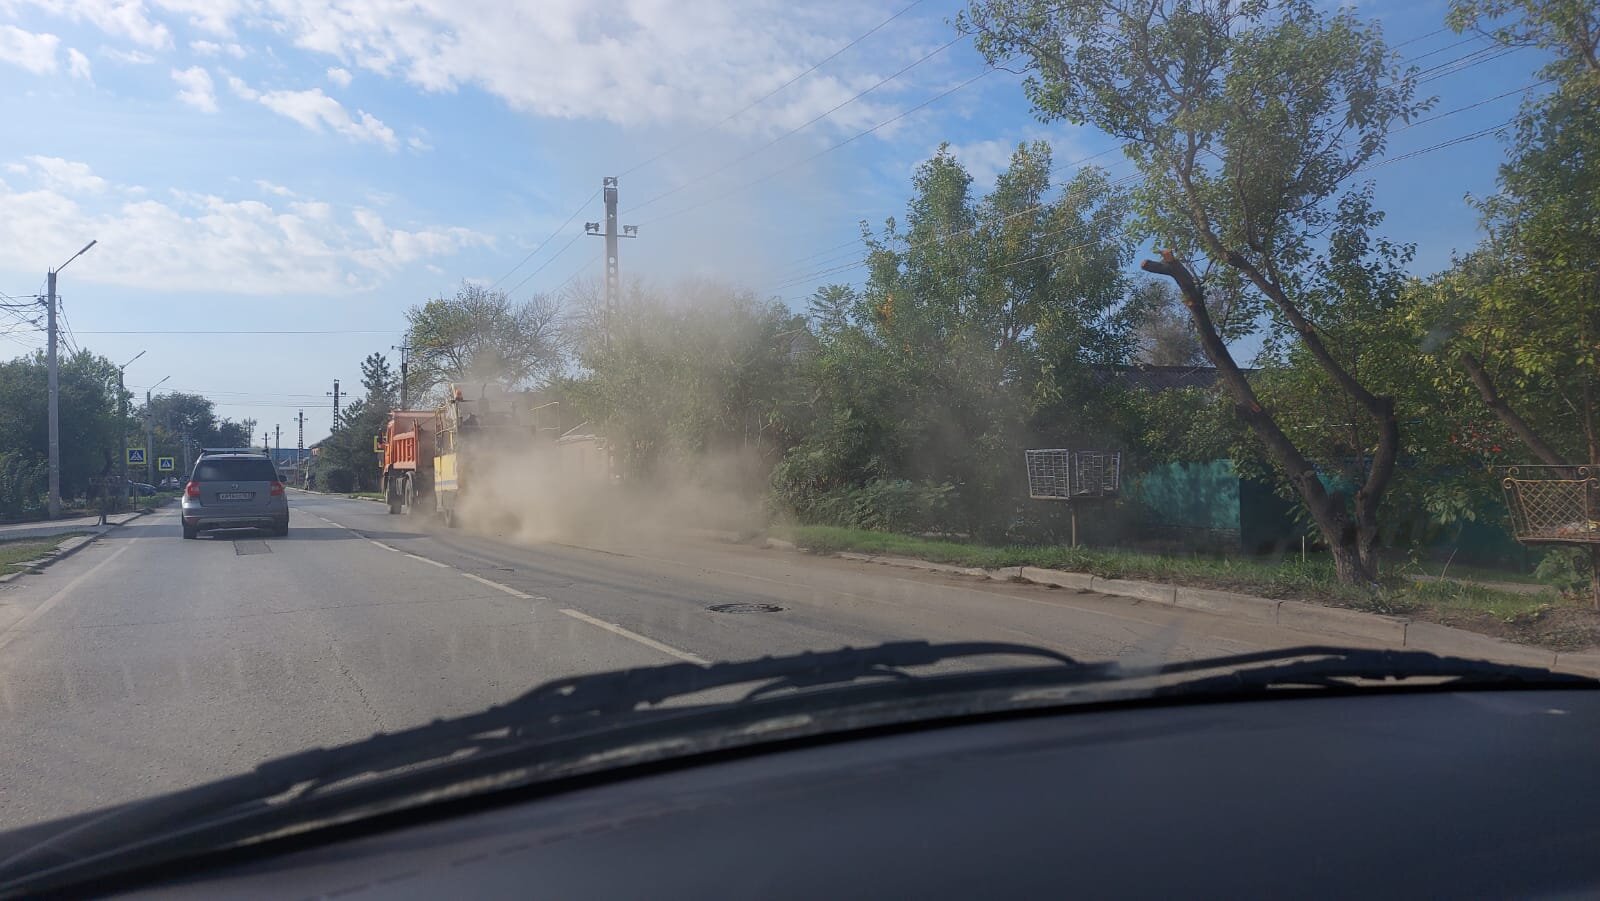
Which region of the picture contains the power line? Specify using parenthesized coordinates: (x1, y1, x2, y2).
(626, 34, 968, 214)
(485, 188, 601, 292)
(618, 0, 930, 179)
(641, 61, 1008, 228)
(504, 230, 585, 297)
(74, 329, 402, 335)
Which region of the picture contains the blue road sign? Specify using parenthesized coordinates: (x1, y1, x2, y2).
(127, 448, 146, 465)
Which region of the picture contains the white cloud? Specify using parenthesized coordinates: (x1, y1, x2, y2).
(407, 134, 432, 152)
(66, 46, 92, 80)
(28, 1, 935, 136)
(0, 161, 487, 294)
(101, 46, 156, 65)
(0, 25, 60, 75)
(154, 0, 246, 37)
(190, 39, 245, 58)
(171, 66, 217, 112)
(16, 0, 171, 49)
(224, 72, 257, 100)
(255, 179, 295, 197)
(325, 65, 351, 87)
(23, 156, 109, 193)
(253, 86, 398, 149)
(942, 139, 1020, 189)
(4, 162, 29, 175)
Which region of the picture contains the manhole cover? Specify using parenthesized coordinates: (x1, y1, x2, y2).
(707, 603, 784, 614)
(233, 540, 272, 556)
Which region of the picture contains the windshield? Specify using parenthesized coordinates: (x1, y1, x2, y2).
(0, 0, 1595, 848)
(192, 458, 278, 482)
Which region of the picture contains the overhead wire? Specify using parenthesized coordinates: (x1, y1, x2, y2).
(618, 0, 930, 179)
(625, 34, 969, 214)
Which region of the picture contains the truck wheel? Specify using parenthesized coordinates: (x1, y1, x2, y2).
(442, 506, 456, 528)
(402, 479, 415, 516)
(387, 480, 402, 515)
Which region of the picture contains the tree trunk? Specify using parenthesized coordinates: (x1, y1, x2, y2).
(1459, 351, 1569, 467)
(1142, 251, 1379, 587)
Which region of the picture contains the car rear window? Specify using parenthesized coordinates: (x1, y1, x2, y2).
(193, 459, 279, 482)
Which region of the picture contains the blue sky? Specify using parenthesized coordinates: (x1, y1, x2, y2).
(0, 0, 1550, 444)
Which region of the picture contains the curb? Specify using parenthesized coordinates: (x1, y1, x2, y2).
(0, 508, 153, 583)
(795, 549, 1593, 675)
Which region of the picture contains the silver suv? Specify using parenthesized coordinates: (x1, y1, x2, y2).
(181, 453, 289, 539)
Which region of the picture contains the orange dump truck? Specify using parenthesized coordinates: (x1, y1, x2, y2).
(379, 410, 437, 515)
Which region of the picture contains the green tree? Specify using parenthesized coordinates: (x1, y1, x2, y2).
(0, 349, 127, 504)
(360, 352, 396, 412)
(1130, 279, 1203, 366)
(774, 143, 1138, 538)
(568, 281, 808, 490)
(962, 0, 1429, 584)
(1429, 0, 1600, 468)
(404, 282, 564, 399)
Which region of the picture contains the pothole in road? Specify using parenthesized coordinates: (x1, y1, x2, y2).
(234, 540, 272, 556)
(707, 603, 785, 614)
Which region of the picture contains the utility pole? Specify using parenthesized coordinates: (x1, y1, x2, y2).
(115, 351, 145, 506)
(274, 424, 281, 461)
(392, 344, 409, 409)
(44, 239, 97, 517)
(262, 430, 269, 454)
(585, 177, 638, 350)
(327, 379, 342, 431)
(145, 375, 169, 487)
(297, 409, 305, 461)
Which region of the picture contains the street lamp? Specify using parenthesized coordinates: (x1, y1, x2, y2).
(46, 239, 97, 518)
(115, 350, 146, 506)
(145, 375, 170, 486)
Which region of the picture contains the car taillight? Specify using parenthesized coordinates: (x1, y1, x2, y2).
(269, 481, 284, 496)
(184, 481, 200, 498)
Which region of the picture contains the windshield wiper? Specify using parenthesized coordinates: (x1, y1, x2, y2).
(1145, 645, 1592, 697)
(0, 641, 1078, 889)
(2, 642, 1588, 897)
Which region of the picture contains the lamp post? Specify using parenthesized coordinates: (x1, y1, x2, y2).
(145, 375, 170, 486)
(115, 350, 146, 507)
(46, 239, 97, 517)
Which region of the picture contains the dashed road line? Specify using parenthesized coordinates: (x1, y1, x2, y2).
(369, 540, 401, 553)
(404, 553, 449, 568)
(461, 572, 539, 600)
(558, 608, 709, 664)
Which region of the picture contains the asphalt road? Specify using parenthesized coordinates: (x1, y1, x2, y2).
(0, 491, 1348, 830)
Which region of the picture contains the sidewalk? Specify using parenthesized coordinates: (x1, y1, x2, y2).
(0, 510, 149, 542)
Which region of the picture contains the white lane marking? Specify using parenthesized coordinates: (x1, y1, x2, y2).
(0, 542, 133, 652)
(559, 608, 709, 665)
(369, 540, 400, 553)
(461, 572, 536, 600)
(404, 553, 449, 568)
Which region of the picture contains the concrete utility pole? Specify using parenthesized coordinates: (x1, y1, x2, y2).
(115, 350, 146, 506)
(297, 409, 305, 461)
(393, 344, 409, 409)
(145, 375, 169, 486)
(585, 177, 638, 350)
(327, 380, 342, 431)
(274, 424, 280, 461)
(45, 239, 97, 517)
(262, 431, 269, 454)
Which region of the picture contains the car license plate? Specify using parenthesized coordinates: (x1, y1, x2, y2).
(218, 492, 253, 501)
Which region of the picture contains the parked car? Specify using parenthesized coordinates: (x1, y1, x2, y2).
(158, 477, 181, 490)
(179, 453, 289, 539)
(129, 481, 158, 496)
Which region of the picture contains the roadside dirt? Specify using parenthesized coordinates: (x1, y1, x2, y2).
(1403, 602, 1600, 653)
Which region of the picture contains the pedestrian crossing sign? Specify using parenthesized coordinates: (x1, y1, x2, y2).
(127, 447, 146, 465)
(157, 456, 175, 472)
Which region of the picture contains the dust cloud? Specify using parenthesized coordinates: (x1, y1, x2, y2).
(449, 439, 769, 549)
